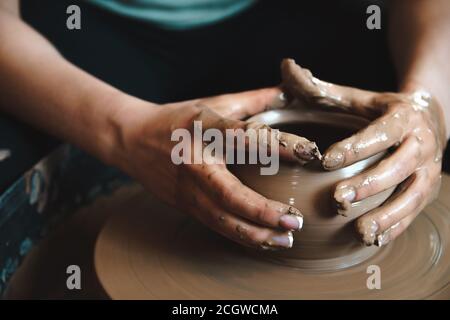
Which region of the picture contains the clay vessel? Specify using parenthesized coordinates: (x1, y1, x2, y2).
(229, 108, 396, 271)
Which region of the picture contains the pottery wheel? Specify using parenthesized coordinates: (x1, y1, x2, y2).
(94, 175, 450, 299)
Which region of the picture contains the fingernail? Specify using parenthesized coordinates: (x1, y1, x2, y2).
(322, 151, 344, 170)
(357, 219, 379, 246)
(279, 213, 303, 231)
(335, 186, 356, 203)
(375, 222, 400, 247)
(265, 231, 294, 249)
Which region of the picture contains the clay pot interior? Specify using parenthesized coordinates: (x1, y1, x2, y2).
(229, 108, 396, 272)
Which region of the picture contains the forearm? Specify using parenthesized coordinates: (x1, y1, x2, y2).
(0, 9, 133, 165)
(389, 0, 450, 139)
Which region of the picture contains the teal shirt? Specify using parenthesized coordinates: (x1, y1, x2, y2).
(89, 0, 256, 30)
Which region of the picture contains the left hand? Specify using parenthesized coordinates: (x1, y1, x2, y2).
(281, 58, 447, 247)
(109, 87, 320, 250)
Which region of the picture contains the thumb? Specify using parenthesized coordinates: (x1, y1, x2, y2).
(281, 58, 380, 119)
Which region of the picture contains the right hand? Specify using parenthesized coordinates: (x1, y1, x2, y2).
(110, 88, 320, 250)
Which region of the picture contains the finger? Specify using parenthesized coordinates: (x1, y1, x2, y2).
(322, 111, 409, 170)
(334, 136, 426, 209)
(373, 213, 417, 247)
(281, 58, 380, 118)
(195, 105, 321, 164)
(355, 172, 429, 246)
(375, 172, 442, 246)
(185, 183, 294, 249)
(245, 121, 322, 164)
(203, 87, 287, 120)
(192, 164, 304, 232)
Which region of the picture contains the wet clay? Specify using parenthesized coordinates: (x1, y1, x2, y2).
(281, 59, 447, 248)
(94, 174, 450, 299)
(229, 109, 395, 270)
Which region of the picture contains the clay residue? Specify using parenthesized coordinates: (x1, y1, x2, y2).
(356, 219, 379, 246)
(280, 58, 378, 119)
(245, 121, 322, 165)
(334, 185, 356, 216)
(281, 58, 346, 108)
(293, 140, 321, 165)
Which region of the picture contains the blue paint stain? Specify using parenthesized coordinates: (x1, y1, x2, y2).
(29, 170, 44, 205)
(19, 238, 33, 256)
(1, 258, 19, 283)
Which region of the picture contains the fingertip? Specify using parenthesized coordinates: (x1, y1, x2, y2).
(294, 140, 322, 164)
(262, 231, 294, 249)
(334, 185, 356, 206)
(333, 181, 358, 216)
(277, 132, 322, 165)
(279, 212, 303, 232)
(322, 149, 345, 170)
(355, 217, 379, 246)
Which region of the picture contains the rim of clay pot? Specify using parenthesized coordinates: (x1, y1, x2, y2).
(249, 108, 368, 139)
(247, 108, 385, 170)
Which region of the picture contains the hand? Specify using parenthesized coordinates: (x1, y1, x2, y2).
(110, 88, 321, 249)
(281, 58, 447, 247)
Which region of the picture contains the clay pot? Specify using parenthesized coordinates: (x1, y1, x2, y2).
(229, 108, 396, 271)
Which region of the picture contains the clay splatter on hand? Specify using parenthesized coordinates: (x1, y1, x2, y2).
(281, 58, 446, 246)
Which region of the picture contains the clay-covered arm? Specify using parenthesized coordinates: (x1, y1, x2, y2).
(389, 0, 450, 140)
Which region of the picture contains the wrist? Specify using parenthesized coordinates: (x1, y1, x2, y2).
(100, 92, 159, 171)
(81, 88, 128, 168)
